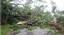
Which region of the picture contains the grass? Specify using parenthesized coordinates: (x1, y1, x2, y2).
(0, 24, 61, 35)
(0, 24, 22, 35)
(0, 25, 1, 35)
(1, 24, 11, 35)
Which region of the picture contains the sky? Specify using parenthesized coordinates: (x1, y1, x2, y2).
(10, 0, 64, 11)
(52, 0, 64, 10)
(44, 0, 64, 11)
(31, 0, 64, 11)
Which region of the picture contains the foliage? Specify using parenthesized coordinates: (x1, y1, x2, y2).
(1, 0, 64, 35)
(1, 0, 14, 24)
(1, 0, 52, 25)
(56, 11, 64, 33)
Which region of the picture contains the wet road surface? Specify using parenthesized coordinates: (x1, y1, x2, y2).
(16, 27, 52, 35)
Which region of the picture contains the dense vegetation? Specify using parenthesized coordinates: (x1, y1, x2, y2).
(1, 0, 64, 35)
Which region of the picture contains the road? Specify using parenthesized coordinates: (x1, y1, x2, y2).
(16, 27, 52, 35)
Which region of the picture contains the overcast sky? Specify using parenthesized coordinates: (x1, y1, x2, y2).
(45, 0, 64, 11)
(10, 0, 64, 11)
